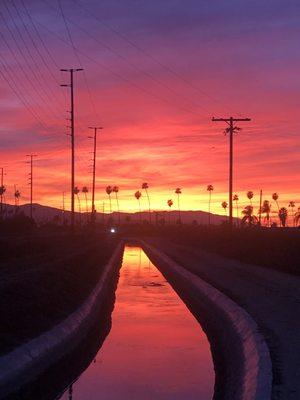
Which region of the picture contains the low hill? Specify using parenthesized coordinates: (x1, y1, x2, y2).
(1, 203, 233, 225)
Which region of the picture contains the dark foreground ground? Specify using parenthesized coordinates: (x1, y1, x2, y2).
(1, 221, 300, 400)
(0, 227, 118, 356)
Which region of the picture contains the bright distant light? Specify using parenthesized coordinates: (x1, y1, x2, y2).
(110, 228, 116, 233)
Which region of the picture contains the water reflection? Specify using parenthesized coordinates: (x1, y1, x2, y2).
(59, 246, 214, 399)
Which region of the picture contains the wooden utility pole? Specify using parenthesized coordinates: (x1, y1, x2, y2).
(26, 154, 37, 219)
(60, 68, 83, 230)
(88, 126, 102, 223)
(212, 116, 251, 227)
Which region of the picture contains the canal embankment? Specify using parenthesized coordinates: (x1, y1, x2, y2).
(145, 237, 300, 400)
(0, 236, 124, 399)
(140, 240, 272, 400)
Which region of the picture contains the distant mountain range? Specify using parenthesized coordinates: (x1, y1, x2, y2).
(2, 203, 232, 225)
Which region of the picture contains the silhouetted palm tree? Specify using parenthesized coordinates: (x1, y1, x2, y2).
(106, 185, 113, 213)
(113, 186, 120, 225)
(14, 186, 21, 211)
(272, 193, 280, 225)
(142, 182, 151, 223)
(74, 186, 81, 224)
(167, 199, 173, 224)
(233, 194, 239, 224)
(294, 207, 300, 226)
(241, 205, 258, 226)
(288, 201, 296, 226)
(272, 193, 279, 210)
(278, 207, 288, 227)
(207, 184, 214, 225)
(261, 200, 271, 227)
(221, 201, 228, 215)
(247, 191, 254, 206)
(175, 188, 182, 223)
(82, 186, 89, 212)
(82, 186, 89, 224)
(135, 190, 142, 223)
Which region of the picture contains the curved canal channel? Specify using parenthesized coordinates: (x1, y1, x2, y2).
(59, 245, 214, 399)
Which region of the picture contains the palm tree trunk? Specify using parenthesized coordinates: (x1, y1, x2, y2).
(77, 195, 81, 226)
(138, 199, 141, 223)
(145, 189, 151, 224)
(177, 194, 181, 224)
(85, 193, 88, 213)
(276, 201, 281, 226)
(115, 193, 120, 225)
(208, 192, 211, 226)
(108, 194, 112, 214)
(84, 193, 88, 224)
(292, 207, 295, 227)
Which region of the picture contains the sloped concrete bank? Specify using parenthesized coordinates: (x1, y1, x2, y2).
(141, 241, 272, 400)
(0, 242, 124, 399)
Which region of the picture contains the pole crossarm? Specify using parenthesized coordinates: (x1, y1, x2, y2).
(212, 117, 251, 122)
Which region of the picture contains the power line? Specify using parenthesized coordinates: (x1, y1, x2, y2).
(0, 59, 49, 130)
(11, 0, 66, 110)
(57, 0, 100, 121)
(0, 12, 61, 125)
(19, 0, 68, 106)
(2, 1, 63, 121)
(72, 0, 238, 115)
(32, 17, 206, 118)
(44, 0, 212, 116)
(3, 0, 63, 118)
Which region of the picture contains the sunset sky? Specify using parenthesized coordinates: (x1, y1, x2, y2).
(0, 0, 300, 215)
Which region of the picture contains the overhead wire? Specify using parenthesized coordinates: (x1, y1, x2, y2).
(0, 14, 61, 126)
(57, 0, 101, 122)
(12, 0, 66, 110)
(32, 16, 207, 119)
(2, 0, 63, 122)
(72, 0, 238, 116)
(45, 0, 212, 116)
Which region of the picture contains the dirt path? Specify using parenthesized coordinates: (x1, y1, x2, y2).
(148, 238, 300, 400)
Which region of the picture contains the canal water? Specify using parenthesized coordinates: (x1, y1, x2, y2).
(59, 245, 214, 399)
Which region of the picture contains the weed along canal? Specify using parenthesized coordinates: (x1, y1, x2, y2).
(59, 245, 214, 399)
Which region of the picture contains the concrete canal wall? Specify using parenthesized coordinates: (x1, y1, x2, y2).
(0, 242, 124, 399)
(141, 240, 272, 400)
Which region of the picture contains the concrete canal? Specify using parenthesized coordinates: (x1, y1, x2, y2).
(59, 245, 214, 399)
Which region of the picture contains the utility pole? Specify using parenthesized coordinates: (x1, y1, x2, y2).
(60, 68, 83, 230)
(212, 116, 251, 227)
(88, 126, 103, 223)
(26, 154, 37, 219)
